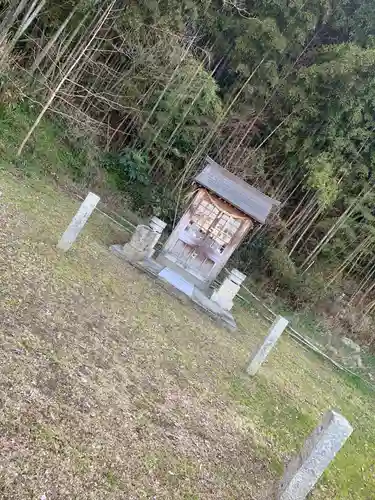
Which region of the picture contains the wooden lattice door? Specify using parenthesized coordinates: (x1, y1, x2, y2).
(161, 189, 252, 287)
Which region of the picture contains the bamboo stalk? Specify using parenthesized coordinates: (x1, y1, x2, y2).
(17, 1, 116, 156)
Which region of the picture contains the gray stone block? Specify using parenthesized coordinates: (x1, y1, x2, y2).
(211, 268, 246, 311)
(121, 217, 167, 262)
(278, 410, 353, 500)
(57, 192, 100, 251)
(247, 316, 288, 376)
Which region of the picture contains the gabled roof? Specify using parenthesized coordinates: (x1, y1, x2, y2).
(194, 157, 280, 224)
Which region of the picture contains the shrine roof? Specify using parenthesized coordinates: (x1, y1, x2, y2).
(194, 157, 280, 224)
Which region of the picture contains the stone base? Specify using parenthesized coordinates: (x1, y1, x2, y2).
(119, 243, 151, 262)
(110, 244, 163, 274)
(110, 245, 237, 331)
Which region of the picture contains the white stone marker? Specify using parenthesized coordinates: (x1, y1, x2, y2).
(211, 269, 246, 311)
(278, 410, 353, 500)
(246, 315, 288, 376)
(57, 192, 100, 251)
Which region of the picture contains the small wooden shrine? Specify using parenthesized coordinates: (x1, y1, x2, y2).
(157, 157, 280, 290)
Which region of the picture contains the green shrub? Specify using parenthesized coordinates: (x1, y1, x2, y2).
(101, 148, 176, 220)
(263, 246, 330, 309)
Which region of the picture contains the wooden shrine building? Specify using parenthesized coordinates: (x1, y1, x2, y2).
(157, 157, 280, 290)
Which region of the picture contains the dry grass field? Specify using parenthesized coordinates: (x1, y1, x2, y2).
(0, 171, 374, 499)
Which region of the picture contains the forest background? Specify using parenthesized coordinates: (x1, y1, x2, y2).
(2, 0, 375, 347)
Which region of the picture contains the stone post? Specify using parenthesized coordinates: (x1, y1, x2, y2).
(211, 269, 246, 311)
(247, 315, 288, 376)
(122, 216, 166, 262)
(149, 216, 166, 235)
(278, 410, 353, 500)
(57, 192, 100, 251)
